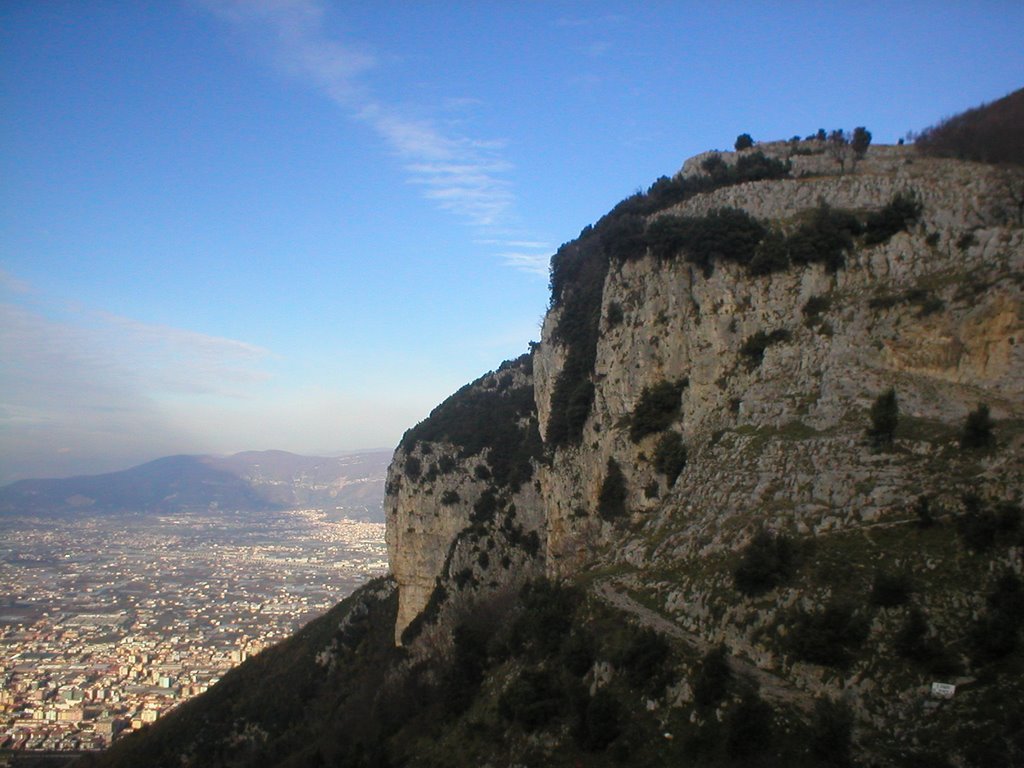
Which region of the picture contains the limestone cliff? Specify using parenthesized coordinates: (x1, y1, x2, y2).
(389, 140, 1022, 633)
(386, 355, 546, 643)
(384, 138, 1024, 760)
(535, 144, 1022, 577)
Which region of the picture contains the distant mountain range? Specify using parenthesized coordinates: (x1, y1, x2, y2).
(0, 449, 392, 520)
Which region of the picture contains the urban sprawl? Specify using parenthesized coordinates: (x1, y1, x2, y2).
(0, 510, 387, 753)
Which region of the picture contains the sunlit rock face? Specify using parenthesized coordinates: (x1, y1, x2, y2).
(387, 142, 1023, 646)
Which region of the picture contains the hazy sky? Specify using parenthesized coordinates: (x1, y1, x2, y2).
(2, 1, 1022, 482)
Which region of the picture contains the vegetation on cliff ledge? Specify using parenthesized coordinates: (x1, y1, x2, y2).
(399, 354, 543, 491)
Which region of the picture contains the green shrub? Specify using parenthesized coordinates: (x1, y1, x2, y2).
(693, 644, 731, 711)
(892, 605, 958, 674)
(870, 571, 914, 607)
(399, 354, 542, 491)
(733, 529, 798, 596)
(725, 693, 775, 760)
(629, 379, 687, 442)
(809, 698, 854, 767)
(914, 495, 937, 528)
(970, 571, 1024, 665)
(735, 133, 754, 150)
(956, 494, 1004, 552)
(894, 606, 930, 660)
(787, 203, 861, 272)
(597, 458, 628, 520)
(404, 456, 422, 481)
(522, 530, 541, 557)
(573, 688, 622, 751)
(733, 151, 790, 182)
(600, 212, 647, 262)
(740, 329, 791, 371)
(499, 669, 564, 731)
(748, 229, 790, 274)
(609, 626, 671, 692)
(957, 231, 978, 251)
(561, 630, 596, 677)
(960, 403, 995, 449)
(802, 294, 832, 325)
(788, 602, 870, 669)
(867, 388, 899, 450)
(471, 490, 500, 525)
(440, 489, 460, 506)
(851, 126, 872, 158)
(510, 579, 582, 657)
(644, 208, 767, 274)
(606, 301, 624, 328)
(652, 432, 687, 486)
(863, 192, 921, 245)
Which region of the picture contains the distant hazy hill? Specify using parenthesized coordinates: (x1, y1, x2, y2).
(0, 450, 391, 520)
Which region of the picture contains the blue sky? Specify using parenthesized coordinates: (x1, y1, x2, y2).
(2, 1, 1022, 482)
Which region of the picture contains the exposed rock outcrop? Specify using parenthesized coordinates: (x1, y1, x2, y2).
(385, 141, 1024, 759)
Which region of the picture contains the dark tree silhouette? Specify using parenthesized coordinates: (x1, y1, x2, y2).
(867, 388, 899, 450)
(851, 126, 872, 163)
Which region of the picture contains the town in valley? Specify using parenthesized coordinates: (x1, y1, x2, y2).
(0, 509, 387, 754)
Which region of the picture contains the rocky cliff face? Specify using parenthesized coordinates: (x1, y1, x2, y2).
(385, 140, 1024, 758)
(535, 145, 1022, 576)
(386, 356, 546, 643)
(390, 141, 1022, 631)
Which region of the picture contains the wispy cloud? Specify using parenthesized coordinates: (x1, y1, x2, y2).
(0, 301, 273, 413)
(554, 13, 628, 29)
(202, 0, 546, 261)
(474, 238, 553, 276)
(0, 267, 31, 294)
(0, 287, 278, 481)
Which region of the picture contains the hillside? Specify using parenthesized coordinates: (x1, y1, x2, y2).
(0, 450, 391, 520)
(82, 126, 1023, 767)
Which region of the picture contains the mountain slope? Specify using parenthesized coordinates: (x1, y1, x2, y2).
(81, 126, 1024, 767)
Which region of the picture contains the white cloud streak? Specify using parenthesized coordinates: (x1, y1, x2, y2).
(203, 0, 545, 255)
(0, 296, 279, 481)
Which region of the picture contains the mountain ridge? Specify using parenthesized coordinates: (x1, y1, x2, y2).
(0, 449, 391, 520)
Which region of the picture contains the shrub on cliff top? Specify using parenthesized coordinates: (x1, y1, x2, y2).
(644, 208, 767, 274)
(399, 354, 542, 491)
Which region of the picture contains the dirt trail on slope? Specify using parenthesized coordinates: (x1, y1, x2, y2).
(594, 581, 814, 715)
